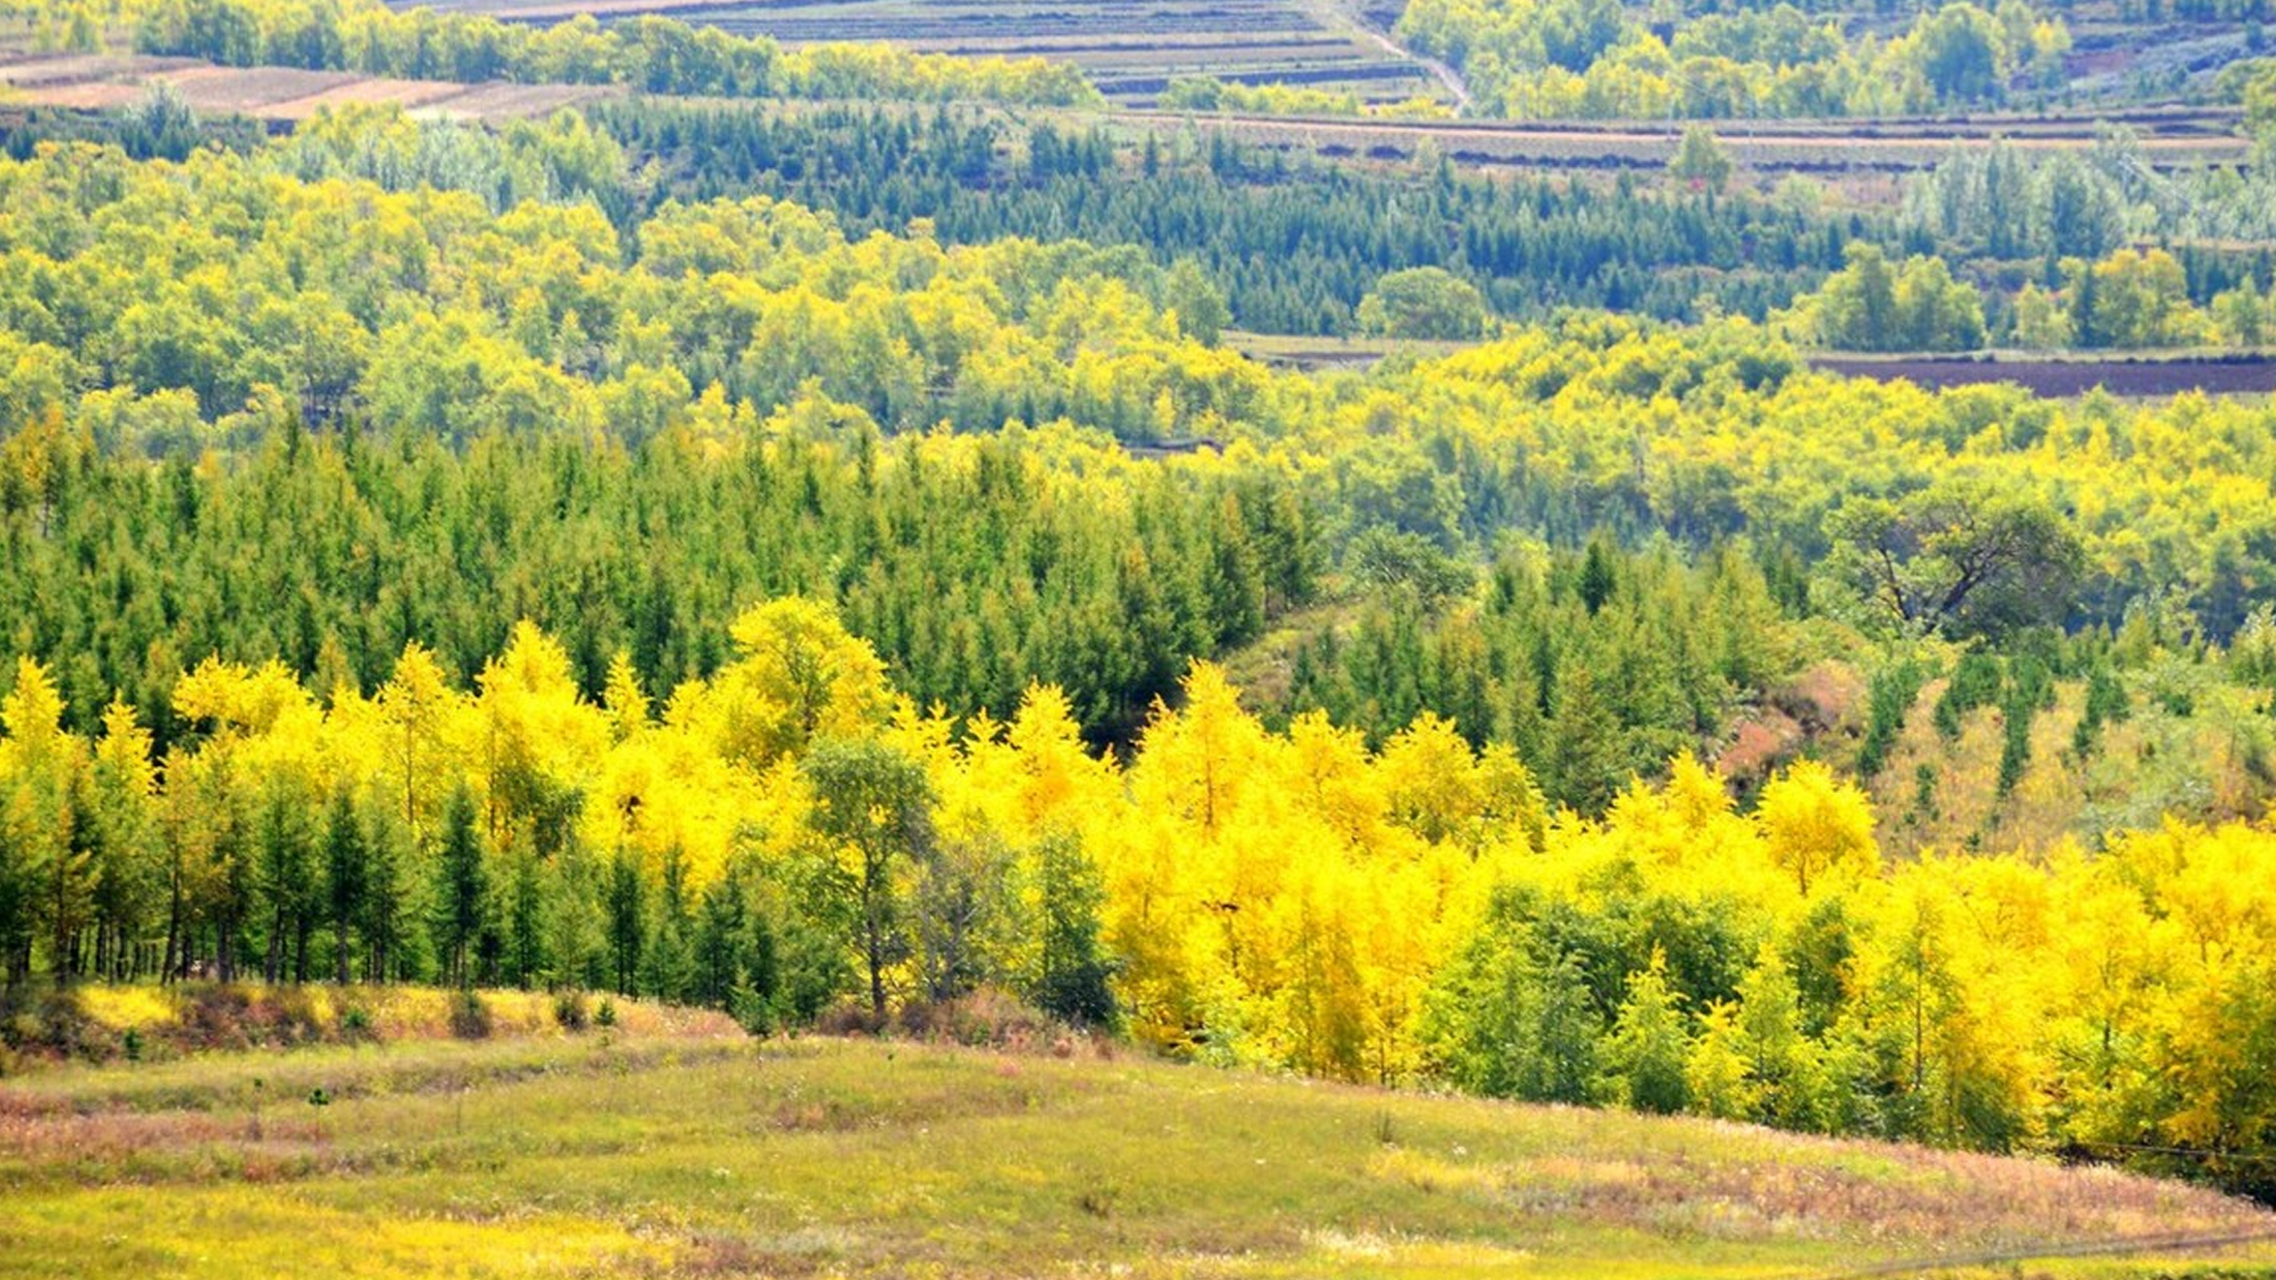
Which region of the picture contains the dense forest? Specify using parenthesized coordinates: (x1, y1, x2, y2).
(2, 0, 2276, 1212)
(16, 92, 2276, 346)
(4, 610, 2274, 1199)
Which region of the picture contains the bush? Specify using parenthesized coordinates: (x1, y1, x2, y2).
(813, 1000, 887, 1038)
(181, 986, 258, 1053)
(553, 991, 590, 1032)
(0, 985, 116, 1062)
(264, 986, 326, 1045)
(449, 990, 492, 1040)
(594, 998, 617, 1030)
(900, 988, 1057, 1050)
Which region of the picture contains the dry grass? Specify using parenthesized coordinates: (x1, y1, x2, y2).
(1, 981, 736, 1076)
(0, 1027, 2270, 1279)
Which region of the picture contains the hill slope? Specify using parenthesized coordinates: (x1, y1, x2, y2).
(2, 1022, 2271, 1279)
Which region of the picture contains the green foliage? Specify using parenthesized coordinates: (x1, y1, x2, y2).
(1794, 244, 1986, 352)
(1668, 125, 1734, 192)
(1357, 267, 1491, 341)
(1284, 540, 1787, 812)
(1826, 484, 2083, 638)
(433, 787, 488, 990)
(579, 102, 1862, 334)
(1935, 652, 2006, 739)
(802, 738, 933, 1017)
(1995, 655, 2054, 797)
(1400, 0, 2069, 120)
(1423, 893, 1602, 1104)
(2070, 660, 2130, 760)
(1604, 952, 1693, 1114)
(1029, 835, 1118, 1030)
(1858, 658, 1928, 778)
(322, 790, 366, 985)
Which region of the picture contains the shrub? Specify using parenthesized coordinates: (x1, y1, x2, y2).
(449, 990, 492, 1040)
(901, 988, 1056, 1050)
(813, 1000, 886, 1038)
(553, 991, 590, 1032)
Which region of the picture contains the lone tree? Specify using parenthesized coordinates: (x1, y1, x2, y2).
(1826, 482, 2083, 638)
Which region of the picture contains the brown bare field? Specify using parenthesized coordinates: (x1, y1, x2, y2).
(387, 0, 1451, 105)
(1092, 104, 2251, 172)
(0, 52, 202, 87)
(3, 78, 144, 110)
(1228, 330, 1477, 370)
(1812, 354, 2276, 397)
(406, 79, 621, 119)
(0, 42, 2244, 175)
(148, 64, 363, 115)
(0, 52, 624, 122)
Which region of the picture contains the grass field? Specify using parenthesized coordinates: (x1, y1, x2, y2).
(3, 1005, 2275, 1279)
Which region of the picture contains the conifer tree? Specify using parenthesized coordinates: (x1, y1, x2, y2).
(434, 785, 488, 989)
(324, 789, 366, 984)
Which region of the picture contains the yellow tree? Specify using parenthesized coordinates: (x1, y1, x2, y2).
(86, 699, 160, 981)
(477, 621, 609, 853)
(0, 658, 81, 980)
(371, 642, 468, 846)
(1758, 759, 1878, 898)
(699, 597, 892, 769)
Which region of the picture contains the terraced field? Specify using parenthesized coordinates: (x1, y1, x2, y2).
(385, 0, 1450, 104)
(0, 51, 624, 121)
(1104, 101, 2251, 173)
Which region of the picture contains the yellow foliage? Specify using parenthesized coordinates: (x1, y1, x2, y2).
(1758, 758, 1878, 897)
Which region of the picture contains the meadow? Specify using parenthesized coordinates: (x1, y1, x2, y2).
(4, 1004, 2275, 1280)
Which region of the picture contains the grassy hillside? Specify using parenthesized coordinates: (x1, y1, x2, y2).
(2, 1010, 2272, 1279)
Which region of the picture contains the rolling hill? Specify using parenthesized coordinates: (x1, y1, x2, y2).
(2, 1005, 2271, 1279)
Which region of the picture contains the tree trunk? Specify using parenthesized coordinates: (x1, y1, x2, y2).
(865, 916, 886, 1019)
(162, 852, 184, 985)
(51, 854, 69, 982)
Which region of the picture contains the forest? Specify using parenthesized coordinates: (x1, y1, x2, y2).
(1397, 0, 2074, 119)
(2, 0, 2276, 1232)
